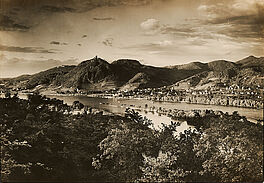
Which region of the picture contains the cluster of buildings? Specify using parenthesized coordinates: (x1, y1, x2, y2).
(90, 85, 263, 109)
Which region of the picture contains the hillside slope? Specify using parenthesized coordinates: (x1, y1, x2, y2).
(3, 56, 264, 92)
(172, 56, 264, 90)
(52, 57, 205, 91)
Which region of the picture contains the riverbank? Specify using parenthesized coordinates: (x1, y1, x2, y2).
(42, 93, 262, 123)
(2, 92, 261, 123)
(87, 93, 263, 110)
(6, 88, 262, 110)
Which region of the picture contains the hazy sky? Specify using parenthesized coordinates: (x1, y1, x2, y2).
(0, 0, 263, 77)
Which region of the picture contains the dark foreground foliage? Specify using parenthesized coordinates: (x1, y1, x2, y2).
(0, 94, 263, 182)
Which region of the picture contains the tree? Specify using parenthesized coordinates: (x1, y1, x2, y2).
(72, 101, 84, 110)
(5, 91, 11, 98)
(92, 109, 158, 182)
(194, 116, 263, 182)
(139, 122, 203, 182)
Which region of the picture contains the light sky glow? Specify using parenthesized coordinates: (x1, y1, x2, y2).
(0, 0, 263, 77)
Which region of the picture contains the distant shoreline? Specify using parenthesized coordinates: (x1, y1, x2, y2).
(1, 91, 261, 123)
(20, 92, 262, 123)
(15, 91, 262, 111)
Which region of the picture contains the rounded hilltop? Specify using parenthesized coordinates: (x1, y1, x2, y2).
(111, 59, 142, 67)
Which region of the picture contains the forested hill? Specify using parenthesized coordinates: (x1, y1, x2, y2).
(2, 56, 264, 91)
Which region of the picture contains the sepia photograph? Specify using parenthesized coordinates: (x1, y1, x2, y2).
(0, 0, 263, 182)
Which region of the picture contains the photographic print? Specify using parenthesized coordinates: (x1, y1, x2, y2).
(0, 0, 263, 182)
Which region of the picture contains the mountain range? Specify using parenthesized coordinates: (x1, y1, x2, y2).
(2, 56, 264, 91)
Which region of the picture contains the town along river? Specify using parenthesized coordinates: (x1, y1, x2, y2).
(44, 95, 262, 127)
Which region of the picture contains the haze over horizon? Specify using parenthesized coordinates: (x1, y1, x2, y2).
(0, 0, 263, 78)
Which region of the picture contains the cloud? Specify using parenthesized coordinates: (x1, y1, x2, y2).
(157, 40, 173, 46)
(122, 41, 184, 57)
(93, 17, 115, 21)
(140, 19, 161, 34)
(123, 40, 177, 52)
(55, 0, 153, 13)
(197, 0, 264, 41)
(50, 41, 60, 45)
(0, 44, 57, 54)
(80, 0, 152, 11)
(188, 38, 208, 46)
(0, 14, 30, 31)
(160, 25, 195, 35)
(40, 5, 76, 13)
(0, 0, 153, 32)
(0, 55, 79, 78)
(50, 41, 68, 45)
(102, 38, 113, 46)
(140, 18, 195, 36)
(212, 14, 264, 39)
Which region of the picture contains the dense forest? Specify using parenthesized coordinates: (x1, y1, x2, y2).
(0, 93, 263, 182)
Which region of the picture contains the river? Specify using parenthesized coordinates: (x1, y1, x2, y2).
(44, 95, 262, 125)
(3, 93, 261, 132)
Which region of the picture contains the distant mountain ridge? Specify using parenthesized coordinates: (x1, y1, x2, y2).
(172, 56, 264, 90)
(237, 55, 264, 68)
(169, 62, 208, 70)
(3, 56, 264, 91)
